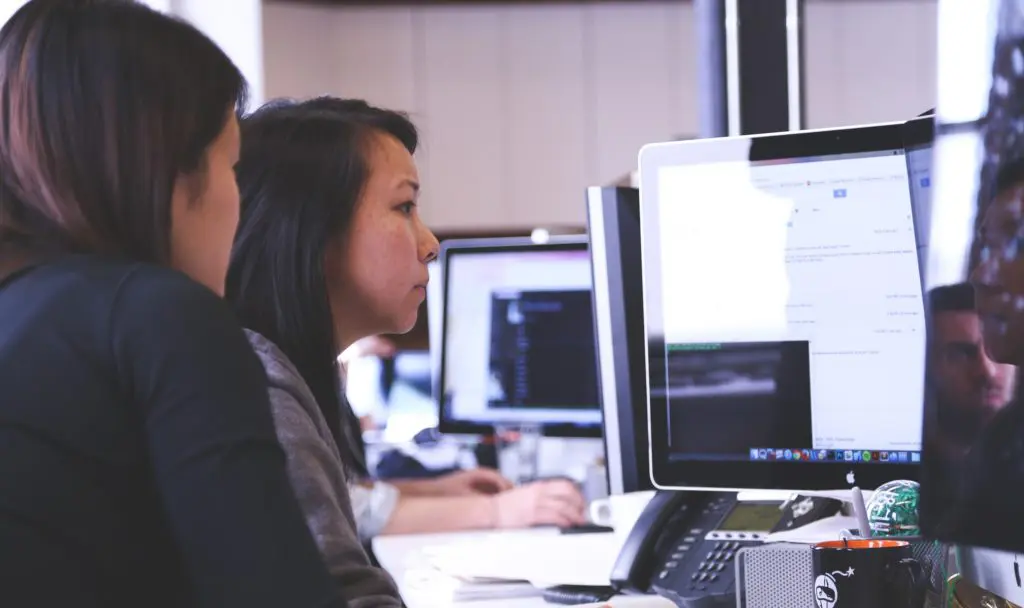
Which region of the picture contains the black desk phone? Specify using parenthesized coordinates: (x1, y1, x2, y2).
(609, 490, 841, 608)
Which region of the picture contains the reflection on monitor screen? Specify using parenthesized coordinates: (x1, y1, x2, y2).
(440, 240, 601, 434)
(920, 0, 1024, 556)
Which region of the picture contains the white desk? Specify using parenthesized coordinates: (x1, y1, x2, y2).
(373, 528, 564, 608)
(372, 529, 674, 608)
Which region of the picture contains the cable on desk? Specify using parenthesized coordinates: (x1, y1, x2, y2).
(541, 585, 616, 605)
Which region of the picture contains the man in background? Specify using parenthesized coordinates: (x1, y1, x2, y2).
(926, 282, 1016, 461)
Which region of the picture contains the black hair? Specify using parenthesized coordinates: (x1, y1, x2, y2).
(929, 282, 976, 315)
(0, 0, 246, 259)
(225, 97, 418, 476)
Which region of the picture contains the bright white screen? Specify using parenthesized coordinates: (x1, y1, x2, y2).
(442, 248, 601, 426)
(656, 151, 926, 452)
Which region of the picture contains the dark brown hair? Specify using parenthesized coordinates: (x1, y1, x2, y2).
(226, 97, 418, 476)
(0, 0, 247, 261)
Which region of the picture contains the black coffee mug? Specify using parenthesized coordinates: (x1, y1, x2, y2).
(812, 539, 926, 608)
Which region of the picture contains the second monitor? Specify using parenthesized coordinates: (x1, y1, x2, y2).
(438, 237, 602, 437)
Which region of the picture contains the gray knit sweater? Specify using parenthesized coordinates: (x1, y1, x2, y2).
(245, 330, 403, 608)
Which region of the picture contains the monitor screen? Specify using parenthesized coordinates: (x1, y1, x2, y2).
(640, 123, 927, 491)
(438, 238, 602, 436)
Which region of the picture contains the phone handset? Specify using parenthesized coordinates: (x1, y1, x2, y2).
(609, 490, 696, 594)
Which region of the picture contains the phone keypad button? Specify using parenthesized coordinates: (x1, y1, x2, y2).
(671, 552, 684, 560)
(691, 573, 700, 582)
(683, 536, 697, 543)
(665, 561, 678, 569)
(715, 563, 726, 572)
(698, 573, 709, 582)
(658, 570, 669, 580)
(698, 561, 709, 571)
(708, 573, 719, 582)
(705, 551, 716, 560)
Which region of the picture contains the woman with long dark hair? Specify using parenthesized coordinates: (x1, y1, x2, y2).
(226, 97, 587, 597)
(0, 2, 344, 607)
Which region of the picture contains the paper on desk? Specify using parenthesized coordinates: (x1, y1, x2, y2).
(401, 565, 541, 603)
(578, 597, 677, 608)
(424, 531, 621, 588)
(763, 513, 859, 544)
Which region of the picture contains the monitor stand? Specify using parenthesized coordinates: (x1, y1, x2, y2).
(959, 547, 1024, 605)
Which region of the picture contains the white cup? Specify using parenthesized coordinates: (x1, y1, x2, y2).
(588, 490, 656, 535)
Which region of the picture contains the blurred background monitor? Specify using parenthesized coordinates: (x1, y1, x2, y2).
(585, 186, 653, 495)
(438, 236, 602, 438)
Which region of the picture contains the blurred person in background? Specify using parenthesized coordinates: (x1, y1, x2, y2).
(926, 282, 1016, 463)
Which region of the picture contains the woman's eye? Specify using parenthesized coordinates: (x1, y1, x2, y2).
(398, 202, 415, 215)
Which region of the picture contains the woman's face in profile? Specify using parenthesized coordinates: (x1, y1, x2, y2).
(326, 132, 439, 349)
(169, 112, 241, 295)
(971, 182, 1024, 364)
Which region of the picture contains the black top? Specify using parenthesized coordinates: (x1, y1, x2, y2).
(0, 255, 345, 608)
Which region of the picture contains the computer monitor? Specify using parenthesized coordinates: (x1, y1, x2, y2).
(586, 186, 653, 495)
(438, 236, 603, 437)
(639, 122, 927, 491)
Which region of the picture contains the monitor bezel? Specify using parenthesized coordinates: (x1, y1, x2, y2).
(437, 235, 602, 438)
(639, 121, 927, 492)
(586, 186, 652, 494)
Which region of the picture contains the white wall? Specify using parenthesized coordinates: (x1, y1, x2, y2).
(803, 0, 938, 128)
(263, 0, 938, 231)
(263, 1, 698, 230)
(0, 0, 264, 109)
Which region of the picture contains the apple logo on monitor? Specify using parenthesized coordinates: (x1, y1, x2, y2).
(846, 470, 856, 486)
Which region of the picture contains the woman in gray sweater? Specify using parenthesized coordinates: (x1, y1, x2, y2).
(224, 97, 586, 606)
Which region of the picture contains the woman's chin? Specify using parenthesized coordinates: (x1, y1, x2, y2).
(390, 312, 419, 336)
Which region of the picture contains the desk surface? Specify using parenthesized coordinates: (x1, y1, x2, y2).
(373, 529, 561, 608)
(373, 529, 676, 608)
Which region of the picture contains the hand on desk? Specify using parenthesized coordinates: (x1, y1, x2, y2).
(494, 478, 586, 528)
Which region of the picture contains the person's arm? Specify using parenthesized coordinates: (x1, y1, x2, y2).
(267, 385, 402, 607)
(110, 268, 344, 608)
(389, 478, 441, 497)
(351, 479, 585, 537)
(350, 480, 497, 537)
(383, 494, 497, 535)
(389, 469, 512, 498)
